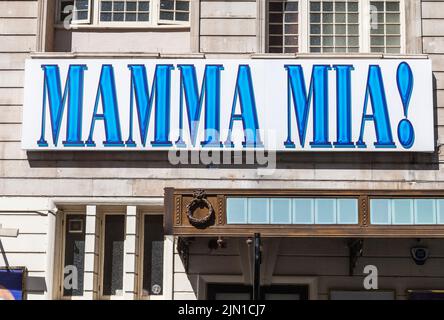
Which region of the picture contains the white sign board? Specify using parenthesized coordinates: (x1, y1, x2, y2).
(22, 59, 434, 151)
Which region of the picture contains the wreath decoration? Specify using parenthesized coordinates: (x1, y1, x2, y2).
(186, 190, 214, 228)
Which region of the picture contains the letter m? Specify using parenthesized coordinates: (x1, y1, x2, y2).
(38, 65, 87, 147)
(284, 65, 331, 148)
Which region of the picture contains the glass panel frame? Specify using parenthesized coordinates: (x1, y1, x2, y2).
(226, 198, 248, 224)
(100, 213, 126, 298)
(414, 199, 437, 225)
(315, 198, 337, 224)
(370, 198, 444, 225)
(392, 199, 414, 225)
(266, 0, 405, 54)
(270, 198, 292, 224)
(293, 198, 315, 224)
(248, 198, 270, 224)
(337, 198, 359, 224)
(141, 214, 165, 297)
(62, 213, 86, 297)
(370, 199, 391, 225)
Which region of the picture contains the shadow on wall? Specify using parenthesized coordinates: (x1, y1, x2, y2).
(26, 151, 440, 171)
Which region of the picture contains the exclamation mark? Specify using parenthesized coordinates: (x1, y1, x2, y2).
(397, 62, 415, 149)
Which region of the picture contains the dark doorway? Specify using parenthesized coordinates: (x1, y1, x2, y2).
(207, 284, 309, 300)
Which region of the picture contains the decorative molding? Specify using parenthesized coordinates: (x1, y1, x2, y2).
(166, 188, 444, 237)
(186, 190, 215, 229)
(217, 196, 224, 225)
(175, 195, 182, 226)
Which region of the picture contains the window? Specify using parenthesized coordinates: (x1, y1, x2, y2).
(99, 1, 150, 22)
(226, 197, 358, 225)
(62, 214, 86, 297)
(268, 0, 299, 53)
(141, 215, 164, 297)
(159, 0, 190, 23)
(57, 0, 91, 24)
(101, 214, 125, 297)
(56, 0, 190, 26)
(370, 198, 444, 225)
(309, 0, 359, 53)
(267, 0, 404, 54)
(369, 0, 401, 53)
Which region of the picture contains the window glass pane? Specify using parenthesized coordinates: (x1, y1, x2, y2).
(438, 200, 444, 224)
(285, 36, 298, 45)
(323, 2, 333, 11)
(371, 1, 384, 11)
(226, 198, 247, 224)
(161, 11, 174, 20)
(248, 198, 270, 224)
(348, 2, 358, 11)
(348, 36, 359, 46)
(76, 0, 89, 10)
(161, 0, 174, 10)
(315, 199, 336, 224)
(310, 36, 321, 45)
(114, 1, 125, 11)
(386, 24, 400, 34)
(101, 1, 112, 10)
(323, 24, 333, 34)
(113, 12, 124, 21)
(335, 2, 346, 11)
(76, 11, 88, 20)
(126, 13, 137, 21)
(127, 1, 137, 10)
(310, 1, 321, 11)
(337, 199, 358, 224)
(392, 199, 413, 224)
(142, 215, 164, 296)
(415, 199, 436, 224)
(176, 1, 189, 11)
(63, 214, 86, 296)
(175, 12, 189, 21)
(101, 13, 112, 21)
(268, 1, 299, 53)
(335, 24, 346, 34)
(102, 215, 125, 296)
(285, 13, 298, 22)
(386, 36, 400, 45)
(293, 199, 314, 224)
(385, 46, 400, 53)
(370, 199, 391, 224)
(139, 1, 149, 11)
(270, 199, 292, 224)
(269, 36, 283, 46)
(138, 13, 149, 21)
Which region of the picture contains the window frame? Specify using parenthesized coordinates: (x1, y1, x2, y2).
(98, 211, 127, 300)
(56, 0, 92, 25)
(55, 0, 191, 28)
(57, 211, 88, 300)
(137, 212, 172, 300)
(263, 0, 406, 54)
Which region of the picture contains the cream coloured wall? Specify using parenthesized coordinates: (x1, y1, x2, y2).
(0, 0, 444, 300)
